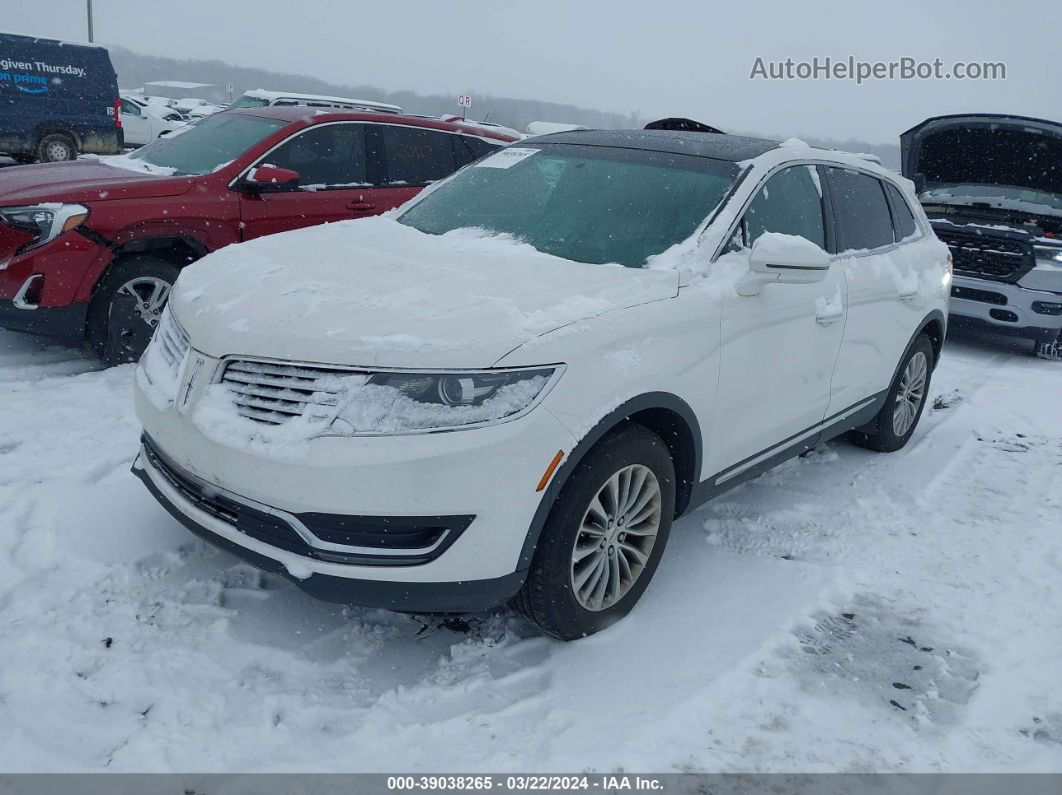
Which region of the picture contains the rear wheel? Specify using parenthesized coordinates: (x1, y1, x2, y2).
(513, 423, 676, 640)
(850, 335, 935, 452)
(36, 133, 77, 162)
(87, 256, 179, 366)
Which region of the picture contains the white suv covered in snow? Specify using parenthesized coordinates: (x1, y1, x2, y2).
(132, 131, 950, 639)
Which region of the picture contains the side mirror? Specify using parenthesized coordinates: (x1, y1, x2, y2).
(736, 233, 831, 296)
(243, 165, 301, 192)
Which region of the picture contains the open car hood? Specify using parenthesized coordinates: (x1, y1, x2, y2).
(901, 114, 1062, 201)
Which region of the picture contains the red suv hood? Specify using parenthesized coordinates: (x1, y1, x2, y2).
(0, 161, 195, 206)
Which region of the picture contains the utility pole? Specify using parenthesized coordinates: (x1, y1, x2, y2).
(87, 0, 94, 42)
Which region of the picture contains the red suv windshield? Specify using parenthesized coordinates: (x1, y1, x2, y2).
(128, 113, 287, 176)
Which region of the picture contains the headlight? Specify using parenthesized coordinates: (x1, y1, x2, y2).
(136, 305, 191, 406)
(0, 204, 89, 254)
(1033, 244, 1062, 270)
(325, 366, 563, 435)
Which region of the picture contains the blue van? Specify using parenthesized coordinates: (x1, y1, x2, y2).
(0, 31, 122, 163)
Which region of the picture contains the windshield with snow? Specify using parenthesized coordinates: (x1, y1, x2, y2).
(398, 143, 739, 267)
(127, 112, 286, 176)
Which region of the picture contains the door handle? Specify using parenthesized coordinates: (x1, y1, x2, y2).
(898, 290, 918, 301)
(815, 309, 843, 326)
(346, 201, 376, 212)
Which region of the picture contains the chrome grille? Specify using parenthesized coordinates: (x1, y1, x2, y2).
(220, 360, 362, 425)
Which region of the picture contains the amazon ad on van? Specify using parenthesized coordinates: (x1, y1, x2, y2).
(0, 31, 121, 162)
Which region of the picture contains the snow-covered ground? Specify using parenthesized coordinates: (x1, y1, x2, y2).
(0, 327, 1059, 772)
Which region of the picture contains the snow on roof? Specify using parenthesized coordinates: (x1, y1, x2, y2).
(0, 29, 104, 48)
(243, 89, 402, 113)
(145, 81, 217, 89)
(526, 121, 588, 136)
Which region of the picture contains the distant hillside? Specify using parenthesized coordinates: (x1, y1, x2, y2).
(109, 46, 900, 168)
(109, 47, 639, 133)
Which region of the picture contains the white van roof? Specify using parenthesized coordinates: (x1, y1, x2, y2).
(242, 89, 402, 114)
(145, 81, 216, 90)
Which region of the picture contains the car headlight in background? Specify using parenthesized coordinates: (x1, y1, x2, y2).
(1033, 244, 1062, 270)
(325, 366, 564, 435)
(0, 204, 90, 254)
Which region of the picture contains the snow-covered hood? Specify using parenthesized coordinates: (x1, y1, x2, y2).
(170, 217, 679, 368)
(901, 114, 1062, 203)
(0, 160, 193, 206)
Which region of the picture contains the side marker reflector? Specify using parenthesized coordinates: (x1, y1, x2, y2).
(536, 450, 565, 492)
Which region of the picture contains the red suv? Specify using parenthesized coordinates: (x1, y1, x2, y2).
(0, 107, 514, 363)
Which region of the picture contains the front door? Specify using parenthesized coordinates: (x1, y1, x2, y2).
(711, 165, 847, 477)
(238, 122, 388, 240)
(119, 98, 150, 147)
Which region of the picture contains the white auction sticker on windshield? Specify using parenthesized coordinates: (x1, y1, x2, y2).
(476, 147, 540, 169)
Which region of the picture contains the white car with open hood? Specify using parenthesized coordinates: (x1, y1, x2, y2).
(133, 130, 950, 639)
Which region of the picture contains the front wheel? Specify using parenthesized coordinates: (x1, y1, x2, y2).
(850, 335, 935, 452)
(1035, 329, 1062, 361)
(36, 133, 77, 162)
(513, 423, 676, 640)
(87, 256, 179, 366)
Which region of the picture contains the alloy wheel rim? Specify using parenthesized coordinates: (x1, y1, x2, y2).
(893, 351, 927, 437)
(570, 463, 662, 612)
(117, 277, 171, 330)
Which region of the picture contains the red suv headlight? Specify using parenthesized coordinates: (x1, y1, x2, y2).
(0, 204, 90, 254)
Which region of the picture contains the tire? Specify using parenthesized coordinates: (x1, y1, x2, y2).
(36, 133, 77, 163)
(850, 335, 935, 453)
(1035, 331, 1062, 361)
(513, 423, 676, 640)
(87, 256, 179, 366)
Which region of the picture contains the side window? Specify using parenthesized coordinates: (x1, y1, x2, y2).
(885, 182, 918, 241)
(465, 136, 502, 159)
(380, 126, 456, 185)
(120, 99, 142, 117)
(825, 168, 895, 251)
(262, 124, 367, 189)
(741, 165, 825, 249)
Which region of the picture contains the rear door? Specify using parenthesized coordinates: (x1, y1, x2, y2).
(367, 124, 466, 211)
(712, 164, 847, 476)
(825, 168, 913, 413)
(238, 121, 381, 240)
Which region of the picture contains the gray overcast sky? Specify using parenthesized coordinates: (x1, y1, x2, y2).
(5, 0, 1058, 143)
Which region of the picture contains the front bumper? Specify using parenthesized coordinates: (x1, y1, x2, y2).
(0, 299, 88, 344)
(949, 275, 1062, 343)
(132, 444, 525, 612)
(133, 361, 578, 609)
(0, 228, 111, 343)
